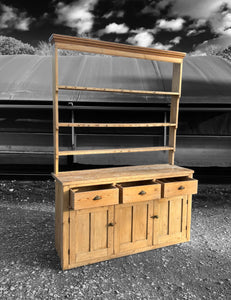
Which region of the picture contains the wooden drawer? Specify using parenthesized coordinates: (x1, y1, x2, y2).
(157, 177, 198, 198)
(117, 180, 161, 204)
(70, 184, 119, 210)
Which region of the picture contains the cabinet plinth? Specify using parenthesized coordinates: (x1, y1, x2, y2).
(53, 164, 197, 270)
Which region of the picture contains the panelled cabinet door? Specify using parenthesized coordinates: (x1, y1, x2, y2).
(115, 201, 153, 254)
(153, 196, 188, 245)
(69, 206, 114, 265)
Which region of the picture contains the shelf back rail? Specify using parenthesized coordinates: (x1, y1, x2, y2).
(49, 34, 186, 174)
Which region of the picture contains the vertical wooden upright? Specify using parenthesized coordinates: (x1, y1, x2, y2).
(52, 45, 59, 174)
(168, 63, 183, 165)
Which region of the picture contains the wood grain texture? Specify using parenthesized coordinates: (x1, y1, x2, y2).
(55, 181, 61, 258)
(61, 186, 70, 269)
(58, 122, 176, 128)
(49, 34, 186, 63)
(63, 237, 189, 269)
(155, 196, 188, 245)
(52, 164, 194, 187)
(51, 33, 193, 271)
(58, 146, 173, 156)
(55, 167, 195, 270)
(168, 63, 183, 165)
(157, 178, 198, 198)
(70, 206, 114, 264)
(51, 35, 185, 169)
(58, 85, 179, 96)
(115, 201, 153, 253)
(52, 45, 59, 174)
(117, 182, 161, 204)
(186, 194, 192, 241)
(70, 185, 118, 210)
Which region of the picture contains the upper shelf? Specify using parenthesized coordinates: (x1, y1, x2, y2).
(49, 34, 186, 63)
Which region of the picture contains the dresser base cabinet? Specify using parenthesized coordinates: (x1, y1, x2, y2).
(53, 164, 197, 270)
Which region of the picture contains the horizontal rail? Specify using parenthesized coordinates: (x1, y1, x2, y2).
(58, 122, 176, 128)
(58, 146, 173, 156)
(58, 85, 179, 96)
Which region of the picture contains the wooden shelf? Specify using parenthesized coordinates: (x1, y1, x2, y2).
(59, 146, 173, 156)
(58, 85, 179, 96)
(58, 122, 176, 128)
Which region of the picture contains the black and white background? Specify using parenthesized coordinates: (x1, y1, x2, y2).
(0, 1, 231, 299)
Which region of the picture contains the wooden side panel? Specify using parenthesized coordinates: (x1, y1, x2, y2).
(61, 186, 70, 270)
(169, 196, 182, 235)
(76, 213, 90, 254)
(115, 201, 153, 254)
(55, 181, 61, 258)
(119, 206, 132, 244)
(186, 194, 192, 241)
(154, 196, 187, 245)
(159, 200, 169, 237)
(70, 206, 114, 265)
(133, 204, 148, 241)
(91, 210, 108, 251)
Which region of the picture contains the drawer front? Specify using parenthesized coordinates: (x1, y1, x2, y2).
(118, 183, 161, 204)
(158, 178, 198, 198)
(70, 186, 119, 210)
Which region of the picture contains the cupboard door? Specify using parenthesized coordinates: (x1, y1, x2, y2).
(153, 196, 188, 245)
(69, 206, 114, 265)
(115, 201, 153, 254)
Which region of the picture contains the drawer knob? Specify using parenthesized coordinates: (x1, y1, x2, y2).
(93, 195, 102, 200)
(150, 215, 159, 219)
(139, 190, 146, 195)
(108, 222, 115, 227)
(178, 186, 185, 190)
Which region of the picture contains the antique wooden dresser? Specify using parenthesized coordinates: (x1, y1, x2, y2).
(49, 34, 198, 270)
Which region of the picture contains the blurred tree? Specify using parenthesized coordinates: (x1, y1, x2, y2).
(189, 44, 231, 61)
(35, 41, 52, 56)
(35, 40, 95, 56)
(0, 36, 35, 55)
(216, 46, 231, 61)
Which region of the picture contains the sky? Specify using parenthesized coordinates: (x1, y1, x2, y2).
(0, 0, 231, 54)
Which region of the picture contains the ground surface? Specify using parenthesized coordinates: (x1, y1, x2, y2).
(0, 180, 230, 300)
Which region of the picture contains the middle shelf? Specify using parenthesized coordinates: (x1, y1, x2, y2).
(58, 122, 176, 128)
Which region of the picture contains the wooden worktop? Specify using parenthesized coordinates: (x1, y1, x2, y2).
(52, 164, 194, 187)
